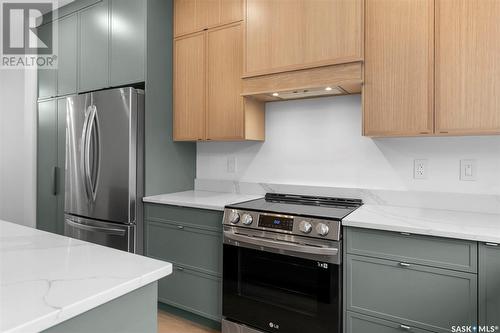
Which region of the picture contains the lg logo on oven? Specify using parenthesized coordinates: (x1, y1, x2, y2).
(317, 262, 328, 269)
(269, 322, 280, 330)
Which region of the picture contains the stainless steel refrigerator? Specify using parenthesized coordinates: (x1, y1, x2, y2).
(64, 87, 144, 253)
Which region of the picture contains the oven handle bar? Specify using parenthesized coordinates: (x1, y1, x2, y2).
(224, 231, 339, 256)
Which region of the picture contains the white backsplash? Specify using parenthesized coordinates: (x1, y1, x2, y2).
(196, 95, 500, 213)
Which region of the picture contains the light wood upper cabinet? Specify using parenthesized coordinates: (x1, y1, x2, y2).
(174, 0, 244, 37)
(221, 0, 244, 25)
(173, 32, 206, 141)
(435, 0, 500, 135)
(363, 0, 434, 137)
(173, 23, 265, 141)
(207, 24, 244, 140)
(244, 0, 363, 77)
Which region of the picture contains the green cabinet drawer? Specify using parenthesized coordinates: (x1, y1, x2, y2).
(145, 204, 223, 230)
(346, 312, 435, 333)
(346, 254, 477, 333)
(145, 219, 222, 275)
(345, 227, 477, 272)
(479, 243, 500, 327)
(158, 265, 221, 321)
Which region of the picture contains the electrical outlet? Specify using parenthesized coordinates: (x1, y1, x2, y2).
(460, 159, 476, 181)
(227, 156, 237, 174)
(413, 159, 428, 179)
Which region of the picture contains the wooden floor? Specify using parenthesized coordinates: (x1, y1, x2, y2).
(158, 309, 220, 333)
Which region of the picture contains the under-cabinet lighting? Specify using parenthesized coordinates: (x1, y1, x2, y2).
(325, 87, 333, 91)
(272, 92, 279, 97)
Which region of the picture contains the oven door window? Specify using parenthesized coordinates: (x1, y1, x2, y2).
(223, 244, 341, 333)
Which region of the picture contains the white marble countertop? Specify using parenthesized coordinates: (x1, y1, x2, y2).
(0, 221, 172, 333)
(143, 190, 263, 211)
(343, 204, 500, 244)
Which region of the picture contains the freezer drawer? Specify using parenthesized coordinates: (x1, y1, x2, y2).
(64, 215, 134, 252)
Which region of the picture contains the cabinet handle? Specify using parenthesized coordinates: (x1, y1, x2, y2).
(485, 243, 499, 247)
(52, 166, 58, 196)
(400, 324, 411, 330)
(176, 267, 184, 271)
(399, 262, 411, 267)
(177, 225, 184, 230)
(400, 232, 411, 236)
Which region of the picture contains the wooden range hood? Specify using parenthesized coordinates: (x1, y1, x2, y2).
(241, 61, 363, 102)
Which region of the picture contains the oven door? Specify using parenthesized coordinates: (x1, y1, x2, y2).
(223, 233, 342, 333)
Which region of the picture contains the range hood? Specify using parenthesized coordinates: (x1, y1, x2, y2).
(241, 62, 362, 102)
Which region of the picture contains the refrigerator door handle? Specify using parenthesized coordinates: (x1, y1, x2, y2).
(65, 219, 126, 236)
(81, 106, 93, 202)
(88, 105, 100, 201)
(83, 105, 100, 202)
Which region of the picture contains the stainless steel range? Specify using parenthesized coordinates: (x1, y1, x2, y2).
(222, 193, 363, 333)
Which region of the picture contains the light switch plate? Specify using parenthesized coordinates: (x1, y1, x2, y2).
(460, 159, 476, 181)
(414, 159, 428, 179)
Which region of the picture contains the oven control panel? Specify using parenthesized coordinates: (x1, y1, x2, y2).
(258, 214, 294, 231)
(223, 209, 341, 241)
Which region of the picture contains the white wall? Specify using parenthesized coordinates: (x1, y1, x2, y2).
(0, 70, 37, 227)
(197, 95, 500, 195)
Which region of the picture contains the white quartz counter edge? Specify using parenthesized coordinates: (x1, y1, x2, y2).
(143, 190, 263, 211)
(0, 221, 172, 333)
(12, 265, 173, 333)
(343, 204, 500, 244)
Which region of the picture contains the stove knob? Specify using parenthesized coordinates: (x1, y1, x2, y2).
(229, 211, 240, 224)
(242, 214, 253, 226)
(299, 221, 313, 234)
(316, 223, 330, 236)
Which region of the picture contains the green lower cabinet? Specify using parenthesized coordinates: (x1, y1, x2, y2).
(346, 254, 477, 333)
(144, 204, 223, 322)
(479, 243, 500, 328)
(158, 265, 221, 321)
(37, 100, 58, 233)
(346, 312, 435, 333)
(37, 98, 67, 235)
(56, 98, 67, 235)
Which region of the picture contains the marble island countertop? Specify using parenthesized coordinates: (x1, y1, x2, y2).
(143, 190, 263, 211)
(0, 221, 172, 333)
(343, 204, 500, 244)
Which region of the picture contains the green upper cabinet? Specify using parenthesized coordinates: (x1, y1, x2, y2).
(37, 100, 58, 233)
(110, 0, 146, 86)
(38, 23, 57, 99)
(57, 14, 78, 95)
(479, 243, 500, 327)
(78, 0, 109, 92)
(38, 0, 148, 99)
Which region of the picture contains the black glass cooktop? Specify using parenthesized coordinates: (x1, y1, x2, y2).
(226, 193, 363, 220)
